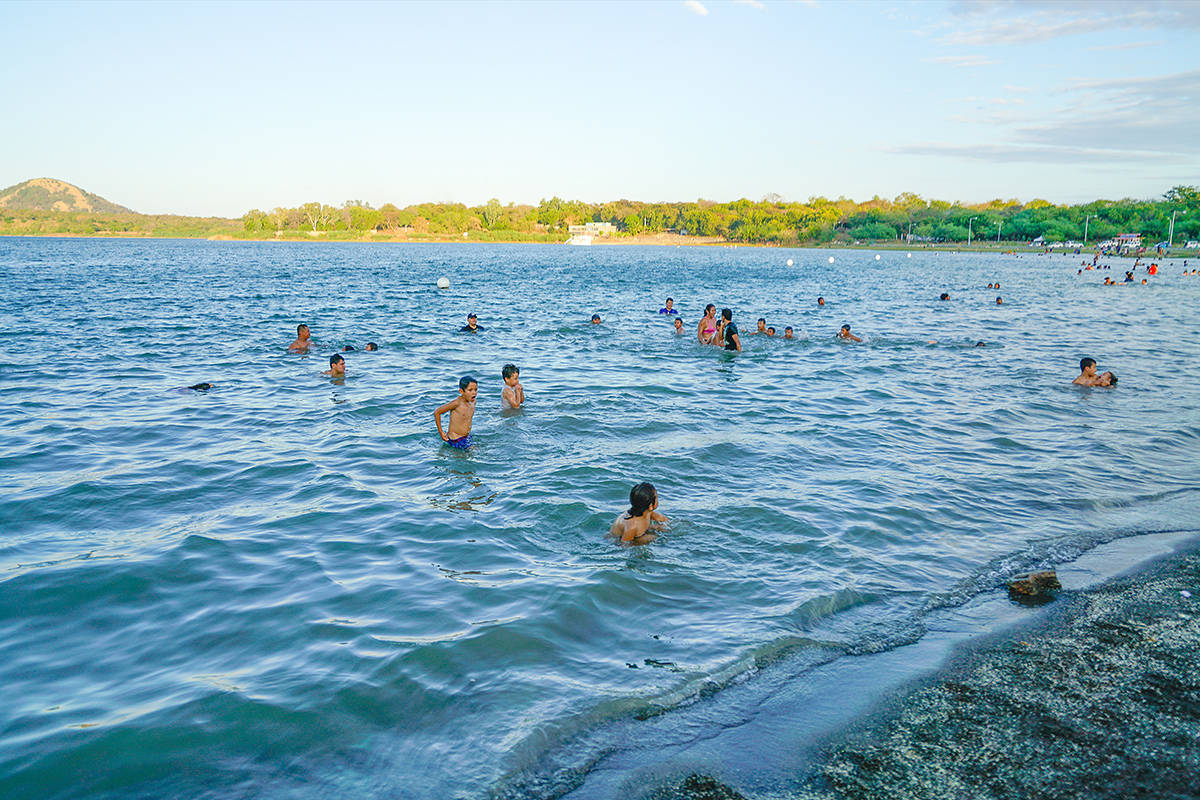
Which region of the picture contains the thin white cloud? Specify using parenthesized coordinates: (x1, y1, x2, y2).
(734, 0, 766, 8)
(1086, 40, 1163, 52)
(925, 55, 1000, 68)
(943, 1, 1200, 46)
(887, 143, 1179, 165)
(684, 0, 710, 15)
(1002, 84, 1034, 93)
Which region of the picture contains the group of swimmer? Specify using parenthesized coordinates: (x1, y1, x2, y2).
(1077, 258, 1196, 283)
(264, 277, 1122, 546)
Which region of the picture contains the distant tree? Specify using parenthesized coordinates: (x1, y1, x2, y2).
(482, 198, 502, 229)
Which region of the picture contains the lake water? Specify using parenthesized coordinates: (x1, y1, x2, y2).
(2, 238, 1198, 799)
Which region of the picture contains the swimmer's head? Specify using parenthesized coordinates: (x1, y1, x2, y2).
(1080, 357, 1096, 374)
(784, 326, 793, 339)
(591, 313, 601, 324)
(817, 296, 825, 306)
(721, 308, 733, 322)
(673, 317, 683, 329)
(1099, 370, 1118, 386)
(341, 345, 355, 352)
(297, 323, 310, 337)
(629, 482, 657, 516)
(664, 297, 674, 310)
(939, 292, 950, 301)
(975, 341, 986, 347)
(328, 354, 345, 376)
(501, 363, 519, 384)
(766, 327, 776, 336)
(994, 282, 1000, 289)
(705, 303, 716, 315)
(996, 297, 1002, 305)
(841, 324, 851, 333)
(466, 313, 478, 324)
(364, 342, 378, 351)
(329, 354, 344, 366)
(458, 375, 477, 395)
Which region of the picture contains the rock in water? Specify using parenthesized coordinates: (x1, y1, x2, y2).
(1008, 570, 1062, 604)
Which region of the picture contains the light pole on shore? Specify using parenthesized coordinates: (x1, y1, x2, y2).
(967, 217, 976, 247)
(1084, 214, 1091, 245)
(1169, 210, 1178, 246)
(997, 220, 1002, 243)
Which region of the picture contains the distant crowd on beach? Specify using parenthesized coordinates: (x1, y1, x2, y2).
(181, 260, 1149, 545)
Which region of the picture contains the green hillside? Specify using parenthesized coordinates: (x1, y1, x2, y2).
(0, 177, 132, 214)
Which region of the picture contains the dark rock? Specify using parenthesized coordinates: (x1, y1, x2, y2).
(1008, 570, 1061, 604)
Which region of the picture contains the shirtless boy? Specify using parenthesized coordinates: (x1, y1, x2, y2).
(323, 354, 345, 377)
(288, 324, 312, 352)
(1073, 357, 1103, 386)
(501, 364, 524, 410)
(837, 324, 862, 342)
(610, 482, 668, 545)
(435, 376, 478, 448)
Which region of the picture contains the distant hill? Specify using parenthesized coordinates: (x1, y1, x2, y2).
(0, 178, 133, 214)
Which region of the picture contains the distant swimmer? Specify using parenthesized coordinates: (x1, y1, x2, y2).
(435, 375, 478, 449)
(837, 324, 862, 342)
(975, 341, 986, 347)
(766, 326, 776, 337)
(364, 342, 379, 351)
(288, 323, 312, 352)
(500, 363, 524, 410)
(784, 327, 794, 339)
(591, 313, 602, 325)
(341, 345, 356, 352)
(609, 481, 668, 545)
(1073, 357, 1109, 386)
(323, 354, 345, 378)
(939, 292, 950, 301)
(994, 282, 1000, 289)
(752, 318, 767, 335)
(698, 304, 718, 344)
(460, 313, 483, 332)
(658, 297, 679, 315)
(188, 382, 214, 391)
(1098, 370, 1118, 387)
(817, 296, 825, 307)
(1124, 271, 1135, 283)
(721, 308, 741, 351)
(987, 283, 995, 289)
(673, 317, 685, 334)
(996, 296, 1003, 305)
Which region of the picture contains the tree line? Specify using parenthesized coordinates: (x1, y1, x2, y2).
(239, 186, 1200, 246)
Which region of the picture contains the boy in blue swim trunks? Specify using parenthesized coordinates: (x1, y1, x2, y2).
(435, 375, 478, 448)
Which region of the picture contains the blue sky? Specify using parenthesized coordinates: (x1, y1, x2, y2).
(2, 0, 1197, 215)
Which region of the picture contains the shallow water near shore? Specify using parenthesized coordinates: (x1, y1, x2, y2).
(1, 238, 1199, 799)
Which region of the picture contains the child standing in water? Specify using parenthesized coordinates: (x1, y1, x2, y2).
(500, 364, 524, 410)
(610, 482, 668, 545)
(435, 376, 478, 449)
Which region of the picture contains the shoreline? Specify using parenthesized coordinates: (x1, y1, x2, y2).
(651, 532, 1200, 800)
(1, 233, 1192, 258)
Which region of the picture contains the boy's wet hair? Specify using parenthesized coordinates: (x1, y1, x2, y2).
(297, 323, 308, 334)
(629, 482, 657, 516)
(459, 375, 477, 391)
(767, 327, 776, 334)
(591, 313, 601, 321)
(665, 297, 673, 303)
(721, 308, 732, 321)
(502, 363, 519, 379)
(342, 345, 356, 352)
(757, 317, 766, 324)
(1080, 357, 1096, 371)
(365, 342, 378, 351)
(785, 326, 793, 332)
(188, 382, 213, 391)
(330, 354, 344, 366)
(939, 292, 950, 300)
(841, 324, 851, 331)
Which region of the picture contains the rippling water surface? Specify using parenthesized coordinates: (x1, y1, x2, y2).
(2, 238, 1198, 799)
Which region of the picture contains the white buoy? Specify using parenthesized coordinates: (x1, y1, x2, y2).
(786, 258, 794, 267)
(436, 277, 450, 289)
(875, 254, 881, 261)
(907, 253, 912, 258)
(828, 256, 835, 264)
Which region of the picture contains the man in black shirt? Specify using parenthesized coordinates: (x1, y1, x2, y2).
(460, 313, 483, 332)
(721, 308, 741, 351)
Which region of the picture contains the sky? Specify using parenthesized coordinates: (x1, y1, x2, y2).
(1, 0, 1197, 216)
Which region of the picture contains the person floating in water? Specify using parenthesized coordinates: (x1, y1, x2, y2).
(435, 375, 478, 449)
(364, 342, 379, 351)
(996, 296, 1003, 305)
(609, 481, 668, 545)
(698, 304, 718, 344)
(501, 363, 524, 410)
(460, 313, 483, 332)
(1073, 357, 1110, 386)
(658, 297, 678, 315)
(288, 323, 312, 352)
(817, 296, 825, 307)
(721, 308, 741, 351)
(939, 292, 950, 301)
(837, 324, 862, 342)
(323, 354, 345, 377)
(341, 345, 356, 352)
(591, 313, 602, 325)
(672, 317, 684, 334)
(188, 382, 213, 391)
